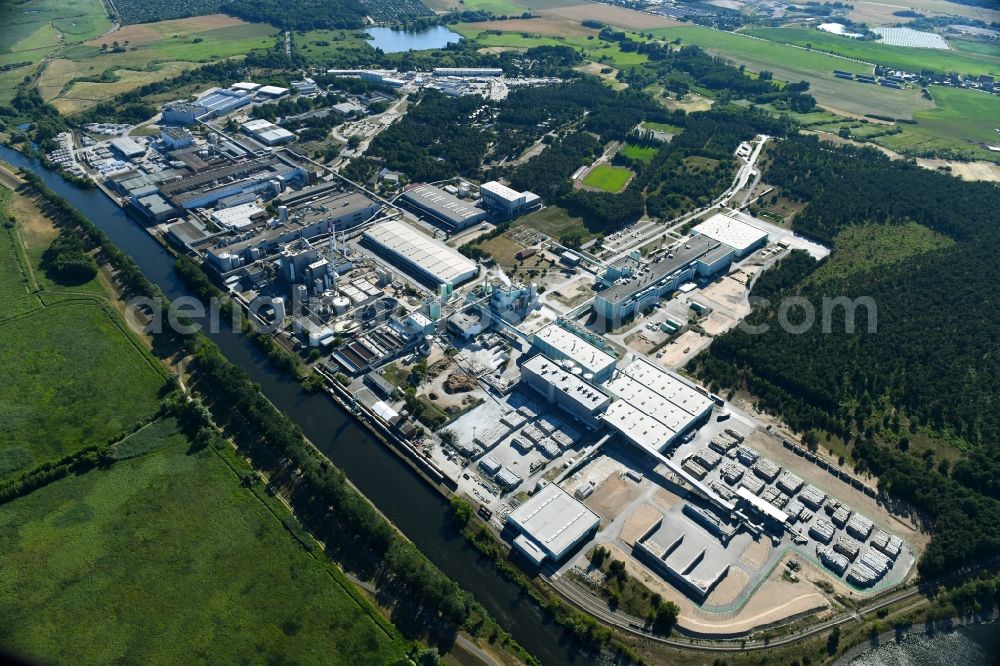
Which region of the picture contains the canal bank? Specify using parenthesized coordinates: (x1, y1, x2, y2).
(0, 146, 593, 666)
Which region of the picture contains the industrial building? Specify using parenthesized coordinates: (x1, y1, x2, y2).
(691, 213, 769, 259)
(241, 119, 295, 146)
(159, 157, 308, 210)
(210, 202, 265, 230)
(432, 68, 503, 77)
(363, 219, 479, 288)
(159, 127, 193, 150)
(257, 85, 289, 98)
(600, 358, 714, 451)
(520, 355, 611, 429)
(530, 323, 617, 383)
(506, 483, 600, 565)
(110, 136, 145, 159)
(399, 183, 488, 231)
(593, 236, 725, 325)
(634, 516, 730, 600)
(205, 191, 379, 271)
(162, 102, 201, 125)
(193, 88, 253, 118)
(479, 181, 540, 218)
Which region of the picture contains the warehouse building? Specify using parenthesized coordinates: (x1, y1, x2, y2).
(363, 219, 479, 288)
(506, 483, 600, 565)
(110, 136, 145, 159)
(241, 119, 295, 146)
(161, 102, 201, 125)
(593, 236, 722, 326)
(634, 516, 730, 600)
(399, 183, 488, 231)
(479, 181, 540, 218)
(691, 213, 768, 259)
(530, 323, 617, 383)
(600, 358, 714, 451)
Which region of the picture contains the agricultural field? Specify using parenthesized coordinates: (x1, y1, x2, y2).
(619, 143, 658, 163)
(744, 27, 1000, 77)
(39, 15, 277, 114)
(0, 0, 110, 67)
(0, 185, 164, 480)
(0, 428, 408, 665)
(644, 25, 933, 119)
(581, 164, 633, 192)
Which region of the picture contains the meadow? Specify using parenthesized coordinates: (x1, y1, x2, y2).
(641, 121, 684, 134)
(33, 15, 277, 113)
(0, 185, 164, 479)
(0, 0, 110, 65)
(619, 143, 658, 163)
(744, 27, 1000, 78)
(581, 164, 633, 192)
(0, 433, 408, 665)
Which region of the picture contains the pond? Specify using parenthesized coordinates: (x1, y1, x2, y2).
(365, 25, 461, 53)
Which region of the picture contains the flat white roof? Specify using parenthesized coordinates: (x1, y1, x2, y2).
(363, 219, 478, 285)
(241, 118, 272, 131)
(736, 486, 789, 523)
(258, 85, 289, 96)
(620, 358, 713, 417)
(693, 213, 768, 253)
(211, 202, 263, 229)
(534, 324, 616, 376)
(232, 81, 261, 91)
(601, 358, 713, 450)
(507, 483, 599, 560)
(522, 355, 610, 412)
(481, 180, 523, 202)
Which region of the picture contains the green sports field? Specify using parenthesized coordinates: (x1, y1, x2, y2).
(0, 429, 408, 665)
(744, 27, 1000, 78)
(582, 164, 633, 192)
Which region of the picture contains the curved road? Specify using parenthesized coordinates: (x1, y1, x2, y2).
(548, 555, 999, 653)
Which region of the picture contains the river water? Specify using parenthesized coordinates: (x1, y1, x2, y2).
(0, 146, 588, 665)
(842, 622, 999, 665)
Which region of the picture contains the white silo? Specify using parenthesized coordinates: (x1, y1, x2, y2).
(332, 295, 350, 315)
(272, 297, 286, 323)
(278, 205, 288, 224)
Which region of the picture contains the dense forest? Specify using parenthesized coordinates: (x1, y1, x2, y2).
(361, 90, 493, 182)
(690, 135, 1000, 577)
(222, 0, 368, 30)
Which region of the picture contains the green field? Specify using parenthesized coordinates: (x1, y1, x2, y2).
(0, 432, 408, 665)
(915, 85, 1000, 147)
(745, 27, 1000, 77)
(0, 0, 110, 64)
(294, 29, 373, 63)
(519, 205, 592, 239)
(0, 185, 165, 479)
(620, 143, 658, 162)
(581, 164, 633, 192)
(641, 121, 684, 134)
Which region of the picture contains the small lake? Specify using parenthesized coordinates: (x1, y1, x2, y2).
(364, 25, 461, 53)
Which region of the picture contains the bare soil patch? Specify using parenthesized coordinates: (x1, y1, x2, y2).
(619, 503, 662, 547)
(464, 17, 595, 36)
(738, 538, 771, 570)
(87, 14, 249, 47)
(705, 566, 749, 606)
(539, 3, 683, 29)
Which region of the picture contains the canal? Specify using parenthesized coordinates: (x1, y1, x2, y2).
(0, 146, 589, 665)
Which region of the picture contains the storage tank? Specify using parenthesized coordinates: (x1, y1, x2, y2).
(458, 183, 470, 198)
(216, 252, 233, 272)
(332, 295, 350, 314)
(278, 205, 288, 224)
(272, 297, 286, 323)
